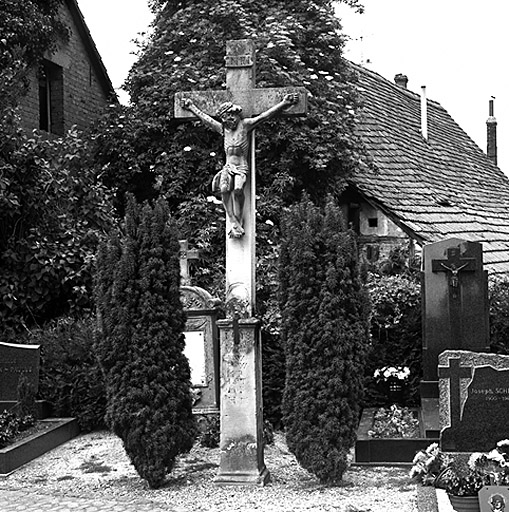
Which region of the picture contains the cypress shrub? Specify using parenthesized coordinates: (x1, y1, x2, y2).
(280, 197, 370, 483)
(95, 196, 196, 488)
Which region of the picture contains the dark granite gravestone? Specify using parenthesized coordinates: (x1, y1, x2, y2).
(439, 350, 509, 452)
(0, 342, 40, 403)
(421, 238, 489, 392)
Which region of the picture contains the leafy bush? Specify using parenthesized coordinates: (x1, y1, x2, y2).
(365, 272, 422, 406)
(0, 126, 114, 338)
(95, 196, 196, 488)
(280, 197, 370, 483)
(489, 277, 509, 354)
(0, 410, 36, 448)
(198, 414, 220, 448)
(28, 316, 107, 432)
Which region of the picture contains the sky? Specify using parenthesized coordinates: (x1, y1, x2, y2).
(77, 0, 508, 174)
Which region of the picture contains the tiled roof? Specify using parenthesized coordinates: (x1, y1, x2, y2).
(350, 63, 509, 275)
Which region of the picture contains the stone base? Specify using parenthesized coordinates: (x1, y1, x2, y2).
(214, 466, 270, 486)
(215, 318, 269, 485)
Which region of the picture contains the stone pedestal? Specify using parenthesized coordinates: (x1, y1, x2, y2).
(214, 318, 269, 486)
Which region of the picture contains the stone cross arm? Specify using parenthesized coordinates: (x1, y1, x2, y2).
(175, 87, 308, 120)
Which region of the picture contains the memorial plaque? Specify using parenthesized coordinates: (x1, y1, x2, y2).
(439, 350, 509, 452)
(479, 486, 509, 512)
(0, 342, 40, 401)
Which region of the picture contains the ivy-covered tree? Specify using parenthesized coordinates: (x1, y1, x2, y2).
(90, 0, 366, 289)
(280, 197, 370, 483)
(95, 196, 196, 489)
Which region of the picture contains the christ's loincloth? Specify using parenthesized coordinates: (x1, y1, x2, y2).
(212, 163, 248, 193)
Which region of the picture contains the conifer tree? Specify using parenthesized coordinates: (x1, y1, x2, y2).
(280, 196, 370, 483)
(95, 196, 195, 488)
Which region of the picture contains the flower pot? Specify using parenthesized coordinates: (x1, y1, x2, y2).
(448, 494, 480, 512)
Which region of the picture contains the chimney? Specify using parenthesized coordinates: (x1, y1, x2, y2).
(421, 86, 428, 140)
(487, 97, 497, 166)
(394, 74, 408, 89)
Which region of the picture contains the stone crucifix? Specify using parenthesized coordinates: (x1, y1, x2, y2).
(174, 39, 308, 318)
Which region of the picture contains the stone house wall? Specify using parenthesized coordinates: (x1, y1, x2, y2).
(18, 1, 113, 135)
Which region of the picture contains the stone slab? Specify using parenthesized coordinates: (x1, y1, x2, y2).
(0, 418, 79, 475)
(0, 342, 40, 401)
(439, 350, 509, 452)
(422, 238, 489, 383)
(355, 408, 439, 464)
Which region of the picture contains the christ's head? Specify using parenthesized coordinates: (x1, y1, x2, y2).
(217, 102, 242, 129)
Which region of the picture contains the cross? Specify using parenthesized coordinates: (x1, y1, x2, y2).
(432, 247, 476, 297)
(179, 240, 200, 286)
(438, 357, 472, 428)
(174, 39, 308, 317)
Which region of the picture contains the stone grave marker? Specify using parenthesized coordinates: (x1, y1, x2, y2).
(0, 342, 40, 404)
(179, 240, 222, 414)
(438, 349, 509, 452)
(175, 39, 308, 485)
(181, 286, 222, 414)
(422, 238, 489, 389)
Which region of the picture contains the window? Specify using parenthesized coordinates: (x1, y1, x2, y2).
(366, 245, 380, 262)
(38, 60, 64, 135)
(368, 217, 378, 228)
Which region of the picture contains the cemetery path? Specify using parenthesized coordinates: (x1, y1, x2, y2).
(0, 431, 419, 511)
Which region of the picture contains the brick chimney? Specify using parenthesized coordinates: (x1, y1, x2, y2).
(487, 97, 497, 166)
(394, 74, 408, 89)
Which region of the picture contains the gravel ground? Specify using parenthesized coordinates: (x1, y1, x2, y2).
(0, 430, 418, 511)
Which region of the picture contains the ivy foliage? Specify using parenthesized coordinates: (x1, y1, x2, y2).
(280, 196, 370, 483)
(95, 196, 196, 488)
(1, 0, 68, 111)
(90, 0, 367, 295)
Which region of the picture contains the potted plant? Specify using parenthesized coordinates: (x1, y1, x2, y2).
(373, 366, 410, 403)
(410, 440, 509, 512)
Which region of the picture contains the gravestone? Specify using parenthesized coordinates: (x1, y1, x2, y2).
(175, 39, 308, 485)
(438, 350, 509, 452)
(179, 240, 222, 414)
(421, 238, 489, 395)
(0, 342, 40, 413)
(181, 286, 222, 414)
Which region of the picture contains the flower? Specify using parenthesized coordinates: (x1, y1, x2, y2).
(468, 443, 509, 485)
(373, 366, 410, 383)
(411, 440, 509, 496)
(409, 443, 451, 486)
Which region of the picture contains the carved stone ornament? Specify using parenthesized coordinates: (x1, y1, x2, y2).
(181, 286, 222, 311)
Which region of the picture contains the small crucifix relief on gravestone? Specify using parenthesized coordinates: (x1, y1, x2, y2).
(431, 247, 476, 299)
